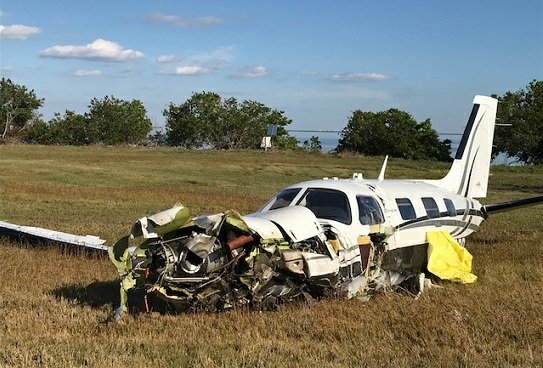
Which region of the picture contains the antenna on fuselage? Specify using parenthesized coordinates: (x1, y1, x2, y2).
(378, 155, 388, 182)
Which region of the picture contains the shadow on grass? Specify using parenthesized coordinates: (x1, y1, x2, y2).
(0, 234, 108, 258)
(50, 280, 247, 317)
(51, 280, 146, 315)
(51, 280, 311, 318)
(510, 183, 543, 193)
(492, 183, 543, 195)
(469, 236, 504, 246)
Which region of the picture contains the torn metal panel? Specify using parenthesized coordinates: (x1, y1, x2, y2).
(0, 220, 107, 252)
(250, 206, 324, 242)
(302, 252, 340, 278)
(131, 205, 190, 239)
(279, 249, 304, 274)
(242, 216, 284, 241)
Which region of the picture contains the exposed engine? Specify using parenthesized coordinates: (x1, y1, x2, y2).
(109, 204, 376, 318)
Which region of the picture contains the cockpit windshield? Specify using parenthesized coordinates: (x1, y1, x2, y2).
(261, 188, 301, 211)
(357, 195, 385, 225)
(297, 188, 352, 224)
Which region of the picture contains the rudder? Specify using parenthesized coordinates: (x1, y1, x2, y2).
(433, 95, 498, 198)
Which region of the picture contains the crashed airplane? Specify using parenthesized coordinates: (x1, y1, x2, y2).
(104, 95, 543, 318)
(1, 95, 542, 319)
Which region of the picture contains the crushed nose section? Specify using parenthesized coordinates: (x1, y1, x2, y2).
(110, 203, 474, 319)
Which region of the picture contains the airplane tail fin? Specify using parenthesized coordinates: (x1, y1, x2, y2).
(434, 95, 498, 198)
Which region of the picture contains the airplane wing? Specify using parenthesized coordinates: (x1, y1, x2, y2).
(482, 194, 543, 215)
(0, 220, 107, 252)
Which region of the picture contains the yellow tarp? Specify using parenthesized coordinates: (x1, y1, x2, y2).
(426, 230, 477, 284)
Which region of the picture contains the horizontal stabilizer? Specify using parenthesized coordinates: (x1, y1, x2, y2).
(0, 220, 107, 253)
(482, 195, 543, 215)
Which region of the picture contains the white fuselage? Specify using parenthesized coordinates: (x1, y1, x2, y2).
(256, 96, 499, 251)
(257, 177, 486, 250)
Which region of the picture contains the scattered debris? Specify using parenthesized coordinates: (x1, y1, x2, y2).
(109, 204, 461, 319)
(0, 204, 478, 321)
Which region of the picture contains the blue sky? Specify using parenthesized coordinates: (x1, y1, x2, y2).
(1, 0, 542, 134)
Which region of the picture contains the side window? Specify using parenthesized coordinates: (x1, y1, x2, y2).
(297, 188, 352, 224)
(422, 197, 440, 218)
(268, 188, 301, 210)
(395, 198, 416, 220)
(443, 198, 456, 217)
(357, 196, 385, 225)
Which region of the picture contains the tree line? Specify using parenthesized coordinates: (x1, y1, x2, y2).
(163, 91, 297, 150)
(492, 80, 543, 164)
(1, 77, 541, 163)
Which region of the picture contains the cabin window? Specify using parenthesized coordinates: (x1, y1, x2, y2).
(443, 198, 456, 217)
(267, 188, 301, 210)
(297, 188, 352, 224)
(395, 198, 416, 220)
(422, 197, 440, 218)
(357, 196, 385, 225)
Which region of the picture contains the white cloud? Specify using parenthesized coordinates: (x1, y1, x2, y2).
(329, 72, 391, 82)
(1, 65, 13, 75)
(156, 55, 179, 63)
(73, 69, 102, 77)
(146, 12, 223, 27)
(158, 45, 235, 77)
(198, 45, 234, 68)
(171, 65, 209, 76)
(157, 45, 234, 68)
(39, 39, 144, 62)
(0, 24, 40, 39)
(232, 66, 268, 79)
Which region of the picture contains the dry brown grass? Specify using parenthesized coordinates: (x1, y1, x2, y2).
(0, 145, 542, 367)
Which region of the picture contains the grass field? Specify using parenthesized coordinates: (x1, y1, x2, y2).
(0, 145, 542, 367)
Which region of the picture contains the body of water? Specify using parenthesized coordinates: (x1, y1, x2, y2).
(292, 132, 462, 155)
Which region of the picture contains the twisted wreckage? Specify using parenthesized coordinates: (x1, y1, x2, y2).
(1, 95, 543, 319)
(109, 204, 393, 318)
(102, 95, 543, 318)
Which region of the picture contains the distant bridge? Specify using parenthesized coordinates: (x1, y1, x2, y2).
(287, 129, 464, 136)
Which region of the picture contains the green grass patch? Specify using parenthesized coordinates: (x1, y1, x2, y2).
(0, 145, 542, 367)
